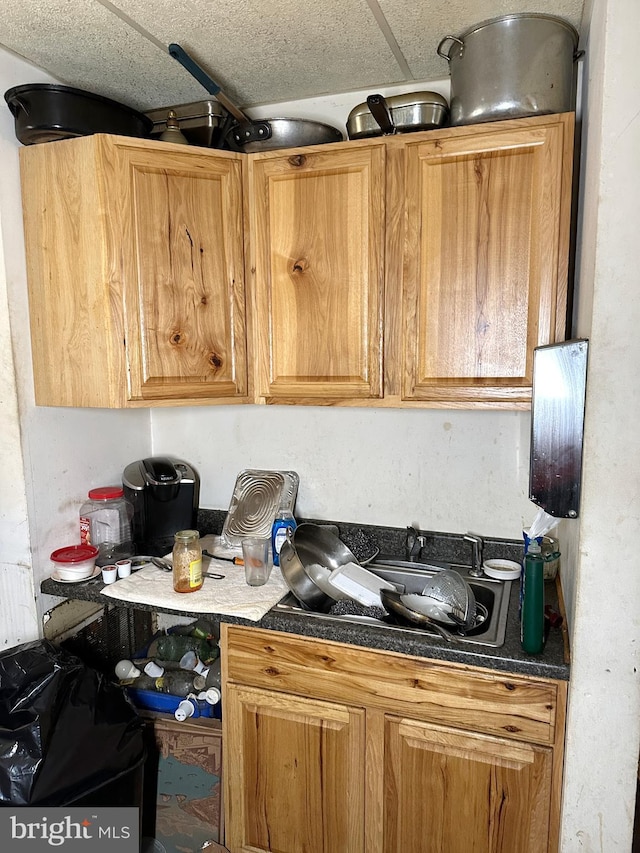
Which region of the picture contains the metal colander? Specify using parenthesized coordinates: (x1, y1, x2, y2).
(418, 570, 476, 628)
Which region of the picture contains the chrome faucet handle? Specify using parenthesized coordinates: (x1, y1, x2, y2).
(406, 526, 426, 561)
(464, 533, 484, 577)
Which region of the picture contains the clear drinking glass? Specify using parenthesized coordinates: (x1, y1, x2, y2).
(242, 537, 272, 586)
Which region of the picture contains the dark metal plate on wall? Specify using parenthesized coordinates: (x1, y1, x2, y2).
(529, 339, 589, 518)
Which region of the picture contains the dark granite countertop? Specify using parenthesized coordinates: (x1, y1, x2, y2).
(41, 513, 570, 682)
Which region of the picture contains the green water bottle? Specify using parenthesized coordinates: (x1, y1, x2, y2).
(521, 542, 545, 654)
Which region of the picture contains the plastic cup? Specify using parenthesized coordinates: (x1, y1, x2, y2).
(101, 565, 117, 584)
(179, 650, 208, 674)
(144, 661, 164, 678)
(116, 558, 132, 578)
(175, 698, 197, 721)
(241, 537, 272, 586)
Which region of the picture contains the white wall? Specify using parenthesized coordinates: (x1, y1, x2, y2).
(0, 50, 56, 647)
(559, 0, 640, 849)
(151, 405, 534, 537)
(0, 192, 37, 647)
(0, 50, 152, 635)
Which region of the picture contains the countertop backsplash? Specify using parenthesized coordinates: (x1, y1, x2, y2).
(197, 508, 524, 566)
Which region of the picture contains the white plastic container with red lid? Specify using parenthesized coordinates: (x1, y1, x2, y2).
(50, 544, 99, 580)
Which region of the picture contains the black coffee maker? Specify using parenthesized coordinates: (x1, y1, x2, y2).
(123, 457, 200, 556)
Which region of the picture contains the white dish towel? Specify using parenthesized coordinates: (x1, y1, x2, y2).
(101, 535, 288, 621)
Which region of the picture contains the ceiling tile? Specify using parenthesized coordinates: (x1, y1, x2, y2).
(0, 0, 201, 111)
(0, 0, 409, 112)
(110, 0, 408, 108)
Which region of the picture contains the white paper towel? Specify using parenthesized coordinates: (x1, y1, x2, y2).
(101, 535, 288, 621)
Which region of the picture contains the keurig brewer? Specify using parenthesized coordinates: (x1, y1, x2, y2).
(123, 457, 200, 555)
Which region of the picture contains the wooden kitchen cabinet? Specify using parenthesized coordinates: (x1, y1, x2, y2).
(383, 716, 553, 852)
(248, 144, 386, 402)
(20, 113, 574, 410)
(249, 112, 574, 407)
(221, 625, 567, 853)
(225, 684, 365, 852)
(397, 113, 574, 405)
(20, 134, 249, 407)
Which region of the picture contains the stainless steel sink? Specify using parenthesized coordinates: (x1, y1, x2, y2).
(274, 557, 512, 647)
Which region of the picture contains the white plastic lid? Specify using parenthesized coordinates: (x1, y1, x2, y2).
(203, 687, 221, 705)
(482, 559, 522, 580)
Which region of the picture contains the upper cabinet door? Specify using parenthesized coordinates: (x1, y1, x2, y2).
(20, 135, 248, 408)
(401, 114, 574, 406)
(109, 139, 248, 403)
(249, 145, 386, 402)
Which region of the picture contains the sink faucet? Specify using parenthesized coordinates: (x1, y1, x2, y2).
(406, 526, 427, 561)
(464, 533, 484, 577)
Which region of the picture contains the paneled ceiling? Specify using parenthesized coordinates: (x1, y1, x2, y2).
(1, 0, 584, 113)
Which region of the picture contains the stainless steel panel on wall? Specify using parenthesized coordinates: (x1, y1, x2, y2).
(529, 339, 589, 518)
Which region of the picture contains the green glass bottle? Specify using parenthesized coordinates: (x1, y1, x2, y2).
(521, 542, 545, 654)
(147, 634, 217, 663)
(160, 671, 206, 697)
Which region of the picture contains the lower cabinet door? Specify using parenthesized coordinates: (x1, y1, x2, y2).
(225, 684, 366, 853)
(383, 716, 553, 853)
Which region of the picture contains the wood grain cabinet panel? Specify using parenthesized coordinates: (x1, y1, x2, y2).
(383, 716, 553, 853)
(20, 135, 249, 407)
(399, 114, 574, 405)
(248, 145, 386, 402)
(248, 113, 573, 408)
(20, 114, 574, 409)
(224, 683, 366, 853)
(222, 625, 566, 853)
(223, 625, 559, 745)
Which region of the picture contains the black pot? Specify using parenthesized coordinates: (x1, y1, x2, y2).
(4, 84, 153, 145)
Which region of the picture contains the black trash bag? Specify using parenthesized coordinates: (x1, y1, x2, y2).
(0, 638, 145, 806)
